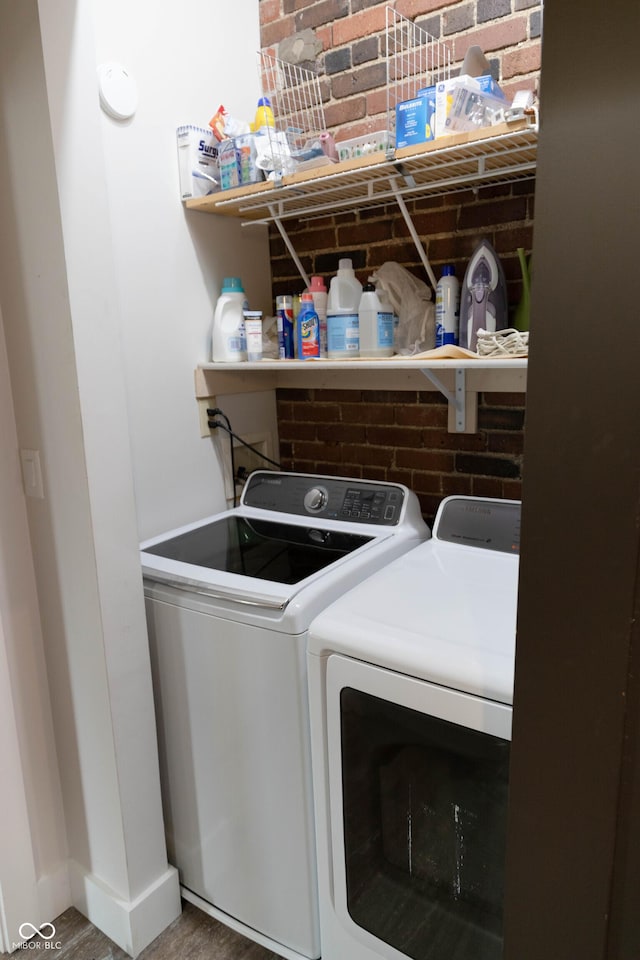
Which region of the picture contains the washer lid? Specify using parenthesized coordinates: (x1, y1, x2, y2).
(142, 513, 372, 585)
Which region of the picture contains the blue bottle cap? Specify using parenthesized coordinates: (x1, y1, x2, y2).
(257, 97, 271, 108)
(221, 277, 244, 293)
(442, 264, 455, 277)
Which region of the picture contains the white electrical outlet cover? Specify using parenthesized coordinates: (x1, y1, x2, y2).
(97, 62, 138, 120)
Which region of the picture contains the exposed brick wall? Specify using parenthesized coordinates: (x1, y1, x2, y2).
(259, 0, 541, 516)
(277, 388, 525, 523)
(269, 183, 535, 306)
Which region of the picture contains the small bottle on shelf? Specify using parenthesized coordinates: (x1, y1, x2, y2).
(358, 283, 394, 358)
(296, 293, 320, 360)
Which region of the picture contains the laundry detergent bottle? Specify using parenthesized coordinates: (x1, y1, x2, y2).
(326, 259, 362, 359)
(296, 292, 320, 359)
(211, 277, 248, 362)
(308, 275, 328, 356)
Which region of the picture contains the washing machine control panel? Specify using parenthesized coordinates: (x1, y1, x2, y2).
(242, 471, 406, 525)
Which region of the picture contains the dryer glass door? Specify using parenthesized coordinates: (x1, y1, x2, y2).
(326, 655, 511, 960)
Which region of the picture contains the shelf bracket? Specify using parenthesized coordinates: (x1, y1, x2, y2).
(472, 156, 486, 197)
(268, 204, 310, 288)
(389, 178, 437, 290)
(421, 366, 476, 433)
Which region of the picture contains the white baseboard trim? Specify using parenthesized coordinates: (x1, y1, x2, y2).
(36, 862, 71, 927)
(69, 861, 181, 957)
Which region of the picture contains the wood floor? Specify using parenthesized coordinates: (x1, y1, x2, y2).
(5, 901, 281, 960)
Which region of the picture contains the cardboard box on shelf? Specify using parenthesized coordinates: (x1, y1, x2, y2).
(435, 75, 505, 137)
(395, 86, 436, 150)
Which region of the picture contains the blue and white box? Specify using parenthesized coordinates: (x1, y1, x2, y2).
(395, 85, 436, 150)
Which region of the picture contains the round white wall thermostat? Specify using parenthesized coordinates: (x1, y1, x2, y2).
(97, 62, 138, 120)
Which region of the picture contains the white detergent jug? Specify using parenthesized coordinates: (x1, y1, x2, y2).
(326, 259, 362, 359)
(359, 282, 394, 358)
(211, 277, 248, 362)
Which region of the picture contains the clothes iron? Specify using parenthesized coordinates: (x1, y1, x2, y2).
(459, 239, 508, 351)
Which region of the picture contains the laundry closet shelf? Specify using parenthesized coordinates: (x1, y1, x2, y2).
(185, 119, 537, 225)
(195, 358, 527, 434)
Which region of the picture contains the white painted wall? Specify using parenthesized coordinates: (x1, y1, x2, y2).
(91, 0, 275, 538)
(0, 0, 272, 953)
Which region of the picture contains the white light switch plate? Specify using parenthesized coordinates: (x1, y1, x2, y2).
(20, 449, 44, 499)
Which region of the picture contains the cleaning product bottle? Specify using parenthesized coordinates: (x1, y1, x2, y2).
(308, 276, 328, 357)
(379, 288, 399, 355)
(435, 265, 461, 347)
(326, 259, 362, 359)
(296, 293, 320, 360)
(254, 97, 275, 132)
(358, 283, 394, 358)
(211, 277, 248, 362)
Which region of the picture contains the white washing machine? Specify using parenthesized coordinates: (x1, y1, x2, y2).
(140, 471, 429, 960)
(307, 495, 521, 960)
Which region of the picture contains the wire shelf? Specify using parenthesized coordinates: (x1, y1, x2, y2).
(187, 121, 537, 224)
(386, 8, 452, 145)
(258, 53, 326, 178)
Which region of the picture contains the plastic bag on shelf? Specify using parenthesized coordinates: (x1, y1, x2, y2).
(370, 262, 435, 355)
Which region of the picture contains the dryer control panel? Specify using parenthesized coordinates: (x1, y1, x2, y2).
(242, 471, 407, 525)
(434, 496, 521, 553)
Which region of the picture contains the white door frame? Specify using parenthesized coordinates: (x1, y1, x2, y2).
(0, 307, 43, 951)
(0, 616, 40, 952)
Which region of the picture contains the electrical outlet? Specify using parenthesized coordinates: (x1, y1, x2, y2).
(219, 431, 275, 502)
(197, 398, 215, 438)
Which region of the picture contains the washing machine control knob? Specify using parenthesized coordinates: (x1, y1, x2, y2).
(304, 486, 328, 513)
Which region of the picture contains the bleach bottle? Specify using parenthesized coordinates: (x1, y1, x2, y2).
(326, 259, 362, 359)
(211, 277, 248, 362)
(359, 282, 394, 358)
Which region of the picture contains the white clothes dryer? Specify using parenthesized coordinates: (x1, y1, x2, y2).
(140, 471, 429, 960)
(307, 496, 521, 960)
